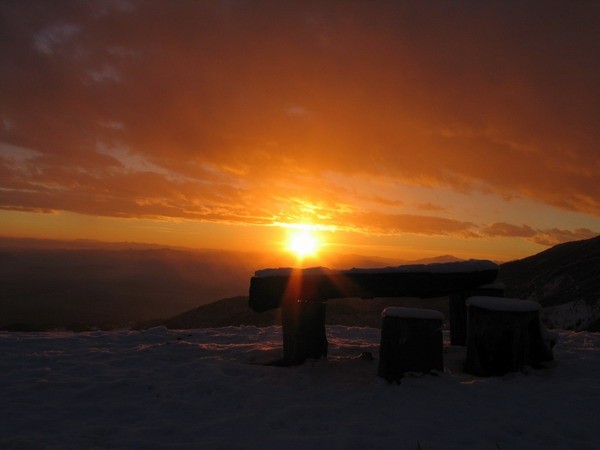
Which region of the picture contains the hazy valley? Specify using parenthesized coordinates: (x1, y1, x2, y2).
(1, 235, 599, 332)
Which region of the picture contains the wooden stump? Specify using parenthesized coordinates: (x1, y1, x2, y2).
(449, 282, 505, 346)
(378, 307, 444, 383)
(464, 296, 553, 377)
(281, 298, 327, 365)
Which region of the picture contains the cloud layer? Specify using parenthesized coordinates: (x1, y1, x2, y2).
(1, 1, 599, 246)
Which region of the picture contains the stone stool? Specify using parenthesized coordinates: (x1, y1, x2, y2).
(464, 296, 553, 377)
(378, 307, 444, 382)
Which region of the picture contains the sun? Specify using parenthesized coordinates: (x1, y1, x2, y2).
(287, 230, 319, 258)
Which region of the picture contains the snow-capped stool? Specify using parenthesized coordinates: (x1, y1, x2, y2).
(378, 307, 444, 382)
(464, 296, 554, 377)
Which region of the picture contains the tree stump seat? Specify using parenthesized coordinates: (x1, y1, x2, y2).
(464, 296, 554, 377)
(378, 307, 444, 383)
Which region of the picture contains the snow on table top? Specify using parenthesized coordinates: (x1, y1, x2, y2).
(477, 281, 506, 290)
(467, 296, 541, 312)
(0, 326, 598, 449)
(255, 259, 497, 277)
(382, 307, 444, 320)
(254, 266, 332, 278)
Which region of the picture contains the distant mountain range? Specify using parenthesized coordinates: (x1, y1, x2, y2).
(0, 243, 261, 330)
(151, 236, 600, 332)
(1, 235, 599, 332)
(0, 237, 465, 331)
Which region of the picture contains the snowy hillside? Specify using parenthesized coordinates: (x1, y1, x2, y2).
(499, 235, 600, 331)
(1, 326, 598, 449)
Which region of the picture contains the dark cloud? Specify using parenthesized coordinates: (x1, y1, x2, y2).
(482, 223, 537, 238)
(1, 1, 599, 240)
(530, 228, 598, 247)
(337, 211, 478, 237)
(482, 222, 597, 246)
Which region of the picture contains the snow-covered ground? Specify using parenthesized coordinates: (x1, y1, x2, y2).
(1, 326, 598, 450)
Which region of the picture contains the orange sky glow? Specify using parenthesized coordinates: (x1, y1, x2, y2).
(1, 1, 599, 264)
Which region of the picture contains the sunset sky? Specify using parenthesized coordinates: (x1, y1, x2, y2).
(1, 1, 599, 263)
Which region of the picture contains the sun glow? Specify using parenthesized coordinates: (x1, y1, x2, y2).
(287, 229, 320, 258)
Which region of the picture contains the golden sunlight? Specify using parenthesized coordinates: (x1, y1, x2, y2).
(287, 229, 319, 258)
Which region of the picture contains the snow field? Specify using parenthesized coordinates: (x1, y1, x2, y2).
(0, 326, 598, 449)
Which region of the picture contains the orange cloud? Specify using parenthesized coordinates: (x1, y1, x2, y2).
(1, 1, 599, 246)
